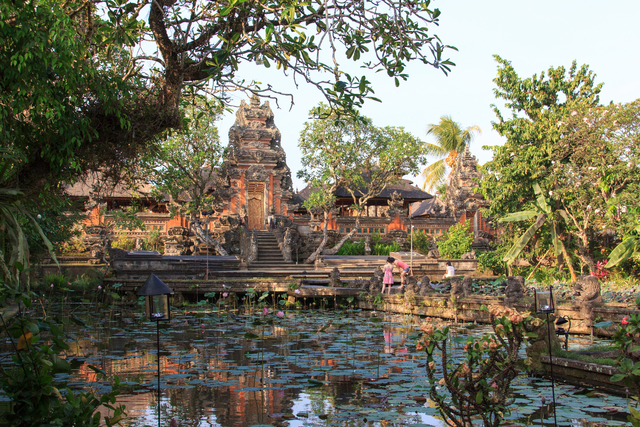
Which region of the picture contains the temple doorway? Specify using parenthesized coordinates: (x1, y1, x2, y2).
(247, 182, 265, 230)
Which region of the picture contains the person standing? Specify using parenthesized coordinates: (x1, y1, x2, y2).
(387, 257, 410, 289)
(382, 259, 394, 294)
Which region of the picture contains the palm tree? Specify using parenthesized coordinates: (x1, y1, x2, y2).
(420, 116, 481, 192)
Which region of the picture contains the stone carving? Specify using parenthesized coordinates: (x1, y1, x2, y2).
(282, 228, 293, 263)
(367, 266, 385, 293)
(246, 232, 258, 263)
(419, 277, 437, 296)
(444, 146, 489, 223)
(245, 165, 269, 182)
(462, 277, 473, 296)
(574, 275, 603, 327)
(574, 275, 603, 304)
(329, 267, 342, 288)
(364, 238, 371, 255)
(351, 278, 366, 289)
(387, 191, 405, 215)
(404, 276, 420, 296)
(461, 250, 477, 260)
(450, 277, 465, 298)
(164, 226, 193, 255)
(427, 247, 440, 259)
(504, 276, 525, 308)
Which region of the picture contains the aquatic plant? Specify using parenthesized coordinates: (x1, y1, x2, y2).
(418, 307, 541, 427)
(0, 285, 126, 426)
(610, 296, 640, 425)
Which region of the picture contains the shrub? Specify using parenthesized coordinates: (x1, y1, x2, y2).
(144, 230, 163, 253)
(111, 235, 135, 251)
(372, 242, 401, 256)
(370, 233, 381, 246)
(0, 286, 126, 426)
(437, 221, 473, 259)
(336, 240, 365, 255)
(412, 230, 433, 255)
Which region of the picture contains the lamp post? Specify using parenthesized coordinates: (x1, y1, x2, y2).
(555, 316, 571, 350)
(137, 274, 173, 427)
(535, 286, 557, 427)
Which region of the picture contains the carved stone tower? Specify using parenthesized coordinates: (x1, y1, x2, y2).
(444, 146, 490, 238)
(221, 96, 295, 230)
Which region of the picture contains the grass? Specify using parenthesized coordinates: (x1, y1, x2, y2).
(554, 344, 619, 367)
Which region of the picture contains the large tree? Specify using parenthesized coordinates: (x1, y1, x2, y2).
(2, 0, 454, 197)
(420, 115, 480, 192)
(482, 56, 640, 273)
(298, 103, 426, 263)
(143, 101, 229, 255)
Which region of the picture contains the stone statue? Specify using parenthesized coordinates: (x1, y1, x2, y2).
(404, 276, 420, 296)
(329, 267, 342, 288)
(504, 276, 525, 308)
(282, 228, 293, 262)
(574, 275, 603, 327)
(246, 232, 258, 263)
(461, 250, 477, 260)
(368, 266, 385, 293)
(462, 277, 473, 296)
(450, 277, 465, 298)
(574, 275, 603, 305)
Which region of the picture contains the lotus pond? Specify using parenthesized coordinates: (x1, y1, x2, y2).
(0, 302, 634, 426)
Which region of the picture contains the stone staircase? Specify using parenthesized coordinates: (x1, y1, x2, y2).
(250, 231, 291, 268)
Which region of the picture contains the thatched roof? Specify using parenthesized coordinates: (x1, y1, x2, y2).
(296, 178, 433, 205)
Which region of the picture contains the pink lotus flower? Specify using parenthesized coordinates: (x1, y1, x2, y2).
(223, 292, 228, 298)
(277, 311, 284, 318)
(622, 316, 629, 326)
(262, 307, 269, 315)
(50, 284, 54, 288)
(295, 289, 301, 294)
(98, 285, 102, 290)
(491, 382, 498, 390)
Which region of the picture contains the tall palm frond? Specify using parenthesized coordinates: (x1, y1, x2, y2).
(421, 116, 481, 192)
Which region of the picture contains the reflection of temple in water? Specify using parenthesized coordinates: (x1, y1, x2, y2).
(38, 309, 424, 426)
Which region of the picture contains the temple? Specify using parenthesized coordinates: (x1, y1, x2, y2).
(65, 96, 494, 261)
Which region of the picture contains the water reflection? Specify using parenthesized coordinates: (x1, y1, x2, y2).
(0, 305, 629, 426)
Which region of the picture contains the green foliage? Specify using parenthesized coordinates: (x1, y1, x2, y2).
(437, 221, 473, 259)
(0, 0, 150, 193)
(144, 101, 225, 219)
(371, 242, 401, 256)
(298, 103, 426, 260)
(482, 56, 640, 273)
(143, 231, 164, 253)
(610, 297, 640, 425)
(335, 240, 365, 256)
(477, 247, 508, 276)
(0, 284, 126, 426)
(421, 116, 481, 192)
(370, 233, 381, 246)
(111, 236, 135, 251)
(0, 151, 57, 289)
(411, 230, 433, 255)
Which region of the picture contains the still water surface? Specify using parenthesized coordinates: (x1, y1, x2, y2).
(0, 303, 632, 426)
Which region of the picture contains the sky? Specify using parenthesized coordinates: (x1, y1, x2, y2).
(216, 0, 640, 192)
